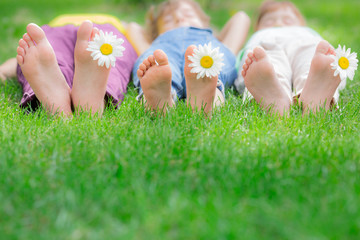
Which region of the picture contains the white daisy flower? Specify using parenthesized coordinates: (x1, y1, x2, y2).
(188, 42, 224, 79)
(86, 30, 125, 69)
(331, 44, 358, 82)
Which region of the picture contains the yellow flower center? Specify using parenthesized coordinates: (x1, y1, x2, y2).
(200, 56, 214, 69)
(100, 43, 113, 55)
(338, 57, 349, 70)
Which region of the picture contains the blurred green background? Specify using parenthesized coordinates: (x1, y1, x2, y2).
(1, 0, 359, 62)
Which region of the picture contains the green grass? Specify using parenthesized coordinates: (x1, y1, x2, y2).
(1, 0, 360, 239)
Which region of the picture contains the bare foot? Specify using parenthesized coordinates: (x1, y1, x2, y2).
(16, 23, 71, 116)
(242, 47, 290, 116)
(184, 45, 220, 114)
(137, 49, 173, 113)
(72, 20, 111, 116)
(299, 40, 340, 113)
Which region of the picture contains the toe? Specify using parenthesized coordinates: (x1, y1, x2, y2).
(253, 47, 267, 61)
(243, 63, 249, 71)
(153, 49, 169, 66)
(315, 40, 331, 55)
(17, 46, 25, 57)
(241, 69, 246, 78)
(148, 55, 156, 66)
(77, 20, 93, 41)
(19, 39, 28, 51)
(137, 69, 144, 78)
(16, 55, 24, 65)
(23, 33, 34, 47)
(143, 58, 151, 70)
(139, 63, 147, 72)
(247, 52, 255, 62)
(26, 23, 46, 44)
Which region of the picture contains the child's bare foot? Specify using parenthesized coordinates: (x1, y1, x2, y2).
(72, 20, 111, 116)
(242, 47, 290, 116)
(184, 45, 220, 114)
(16, 23, 71, 115)
(137, 49, 173, 113)
(299, 40, 340, 113)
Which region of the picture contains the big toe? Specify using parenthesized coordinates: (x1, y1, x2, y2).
(253, 47, 267, 61)
(315, 40, 331, 55)
(77, 20, 93, 41)
(153, 49, 169, 66)
(26, 23, 46, 43)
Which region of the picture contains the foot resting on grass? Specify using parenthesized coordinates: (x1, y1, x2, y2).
(72, 20, 112, 116)
(137, 49, 174, 113)
(16, 23, 72, 116)
(242, 46, 291, 116)
(184, 45, 223, 115)
(299, 40, 341, 113)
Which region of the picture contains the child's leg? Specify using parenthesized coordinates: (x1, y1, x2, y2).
(184, 45, 220, 114)
(16, 23, 72, 116)
(0, 58, 17, 81)
(217, 11, 251, 55)
(298, 40, 341, 113)
(287, 39, 318, 96)
(242, 47, 291, 116)
(137, 49, 174, 113)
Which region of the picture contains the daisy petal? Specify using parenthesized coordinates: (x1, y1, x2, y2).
(87, 30, 125, 69)
(105, 59, 110, 69)
(331, 44, 358, 81)
(188, 42, 225, 80)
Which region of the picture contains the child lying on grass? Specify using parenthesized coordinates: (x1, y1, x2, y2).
(235, 0, 357, 115)
(133, 0, 250, 115)
(0, 15, 142, 117)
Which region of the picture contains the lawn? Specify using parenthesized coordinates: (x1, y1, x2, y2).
(0, 0, 360, 239)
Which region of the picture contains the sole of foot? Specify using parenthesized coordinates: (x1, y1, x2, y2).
(17, 23, 71, 116)
(184, 45, 220, 115)
(137, 49, 174, 114)
(299, 40, 340, 114)
(242, 46, 290, 116)
(72, 20, 111, 116)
